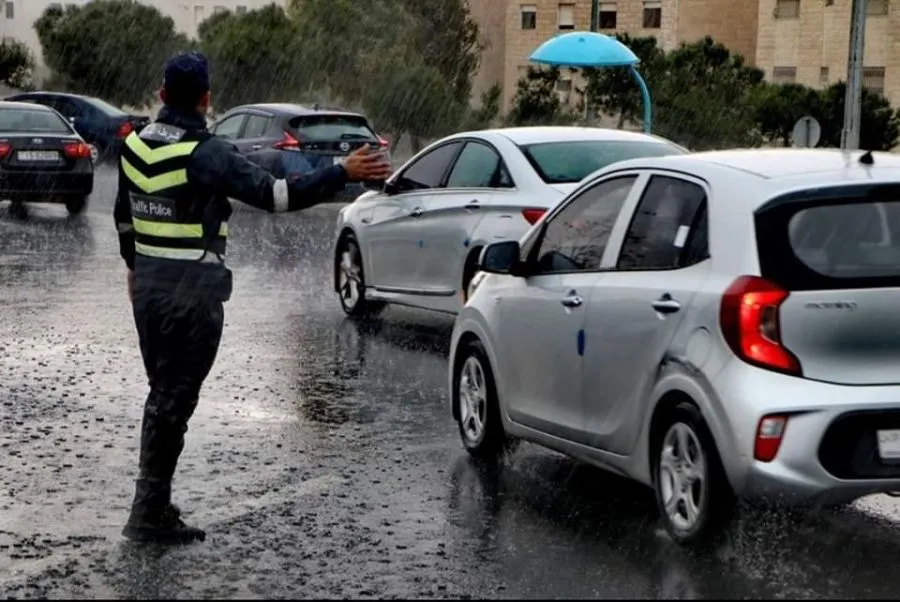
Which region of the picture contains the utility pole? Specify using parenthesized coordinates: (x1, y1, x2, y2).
(841, 0, 868, 150)
(590, 0, 599, 32)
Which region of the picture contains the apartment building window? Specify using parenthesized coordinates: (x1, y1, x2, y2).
(642, 1, 662, 28)
(772, 67, 797, 83)
(775, 0, 800, 19)
(4, 2, 13, 19)
(863, 66, 886, 95)
(557, 3, 575, 30)
(599, 2, 617, 29)
(819, 66, 829, 85)
(194, 5, 205, 23)
(236, 6, 248, 14)
(521, 4, 537, 29)
(867, 0, 889, 16)
(556, 77, 573, 104)
(213, 6, 227, 14)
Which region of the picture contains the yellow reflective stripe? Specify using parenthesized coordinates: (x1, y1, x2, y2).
(132, 217, 203, 238)
(219, 222, 228, 236)
(135, 242, 224, 263)
(124, 133, 199, 164)
(121, 157, 187, 193)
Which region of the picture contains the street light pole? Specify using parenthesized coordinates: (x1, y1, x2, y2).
(841, 0, 868, 150)
(590, 0, 599, 32)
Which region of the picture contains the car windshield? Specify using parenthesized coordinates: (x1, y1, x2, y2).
(0, 108, 72, 133)
(289, 115, 375, 140)
(87, 97, 127, 116)
(520, 140, 685, 184)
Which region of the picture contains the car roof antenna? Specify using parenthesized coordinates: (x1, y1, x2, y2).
(859, 149, 874, 165)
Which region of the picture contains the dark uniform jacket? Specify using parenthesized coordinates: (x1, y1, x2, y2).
(113, 106, 348, 299)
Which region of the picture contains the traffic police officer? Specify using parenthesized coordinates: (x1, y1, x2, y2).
(114, 51, 391, 544)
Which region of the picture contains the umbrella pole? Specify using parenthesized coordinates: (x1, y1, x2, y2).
(628, 66, 652, 134)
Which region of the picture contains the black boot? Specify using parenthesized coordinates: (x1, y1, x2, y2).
(122, 478, 206, 544)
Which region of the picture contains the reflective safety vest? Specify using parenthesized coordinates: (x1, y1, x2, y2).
(120, 122, 228, 264)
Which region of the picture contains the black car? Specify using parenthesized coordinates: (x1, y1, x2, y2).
(4, 91, 150, 163)
(209, 103, 392, 199)
(0, 101, 94, 217)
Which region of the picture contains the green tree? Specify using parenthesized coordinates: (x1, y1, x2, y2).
(583, 34, 665, 128)
(0, 39, 35, 89)
(751, 82, 824, 146)
(461, 83, 502, 130)
(507, 66, 575, 126)
(35, 0, 189, 107)
(198, 4, 309, 112)
(196, 8, 233, 40)
(654, 36, 764, 149)
(817, 82, 900, 151)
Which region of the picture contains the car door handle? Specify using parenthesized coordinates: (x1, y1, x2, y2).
(251, 144, 262, 150)
(560, 291, 583, 308)
(651, 293, 681, 314)
(466, 199, 480, 210)
(410, 207, 424, 217)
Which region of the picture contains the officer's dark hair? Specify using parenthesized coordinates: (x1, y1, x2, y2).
(163, 51, 211, 112)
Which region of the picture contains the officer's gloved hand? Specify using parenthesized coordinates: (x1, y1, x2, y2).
(341, 145, 392, 182)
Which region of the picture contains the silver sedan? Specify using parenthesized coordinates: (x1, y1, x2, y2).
(450, 147, 900, 546)
(332, 126, 684, 317)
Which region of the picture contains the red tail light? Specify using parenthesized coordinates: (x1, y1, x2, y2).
(754, 414, 788, 462)
(719, 275, 801, 375)
(64, 142, 93, 159)
(0, 142, 10, 158)
(273, 131, 300, 149)
(522, 208, 546, 225)
(116, 121, 133, 138)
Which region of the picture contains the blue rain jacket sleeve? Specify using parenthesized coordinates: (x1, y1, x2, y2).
(187, 136, 349, 212)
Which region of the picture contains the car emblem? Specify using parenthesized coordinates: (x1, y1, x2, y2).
(32, 138, 43, 144)
(339, 142, 350, 152)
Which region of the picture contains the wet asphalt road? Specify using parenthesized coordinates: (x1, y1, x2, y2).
(5, 171, 900, 599)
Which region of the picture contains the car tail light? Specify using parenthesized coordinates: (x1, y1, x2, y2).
(754, 414, 788, 462)
(719, 275, 801, 376)
(116, 121, 134, 138)
(522, 208, 546, 225)
(0, 142, 10, 158)
(273, 131, 300, 150)
(64, 142, 92, 159)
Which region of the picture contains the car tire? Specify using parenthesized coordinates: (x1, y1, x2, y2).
(453, 338, 514, 458)
(651, 401, 735, 547)
(65, 196, 87, 216)
(335, 232, 384, 319)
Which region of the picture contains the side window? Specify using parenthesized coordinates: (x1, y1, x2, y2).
(53, 100, 80, 120)
(212, 114, 246, 139)
(533, 176, 637, 274)
(242, 114, 271, 139)
(617, 175, 708, 270)
(445, 141, 513, 188)
(397, 142, 462, 191)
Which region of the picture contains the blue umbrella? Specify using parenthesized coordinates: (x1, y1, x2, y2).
(529, 31, 652, 133)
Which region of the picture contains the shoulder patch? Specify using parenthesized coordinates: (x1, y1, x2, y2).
(140, 122, 187, 143)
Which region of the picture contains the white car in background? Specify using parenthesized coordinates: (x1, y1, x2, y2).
(332, 126, 685, 317)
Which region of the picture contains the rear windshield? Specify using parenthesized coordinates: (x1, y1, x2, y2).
(87, 97, 127, 117)
(0, 108, 72, 133)
(519, 140, 685, 184)
(757, 196, 900, 289)
(288, 115, 375, 141)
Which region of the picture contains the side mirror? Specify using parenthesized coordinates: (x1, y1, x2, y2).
(383, 179, 399, 195)
(479, 241, 522, 275)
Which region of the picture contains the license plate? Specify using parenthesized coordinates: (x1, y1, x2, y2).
(877, 429, 900, 460)
(333, 156, 346, 166)
(17, 150, 58, 162)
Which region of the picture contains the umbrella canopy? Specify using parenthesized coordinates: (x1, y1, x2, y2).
(529, 31, 639, 68)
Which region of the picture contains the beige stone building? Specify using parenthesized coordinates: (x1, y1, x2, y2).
(756, 0, 895, 102)
(470, 0, 761, 112)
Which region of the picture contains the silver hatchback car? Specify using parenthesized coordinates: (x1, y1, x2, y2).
(449, 148, 900, 546)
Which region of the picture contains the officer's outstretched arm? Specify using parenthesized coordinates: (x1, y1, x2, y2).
(113, 160, 136, 269)
(188, 138, 348, 212)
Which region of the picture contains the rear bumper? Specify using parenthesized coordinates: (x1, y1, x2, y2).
(0, 171, 94, 200)
(711, 360, 900, 504)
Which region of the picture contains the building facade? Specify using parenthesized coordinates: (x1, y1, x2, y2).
(756, 0, 896, 103)
(0, 0, 283, 78)
(470, 0, 760, 112)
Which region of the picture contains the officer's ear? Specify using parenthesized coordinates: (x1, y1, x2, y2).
(158, 87, 167, 105)
(199, 90, 211, 111)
